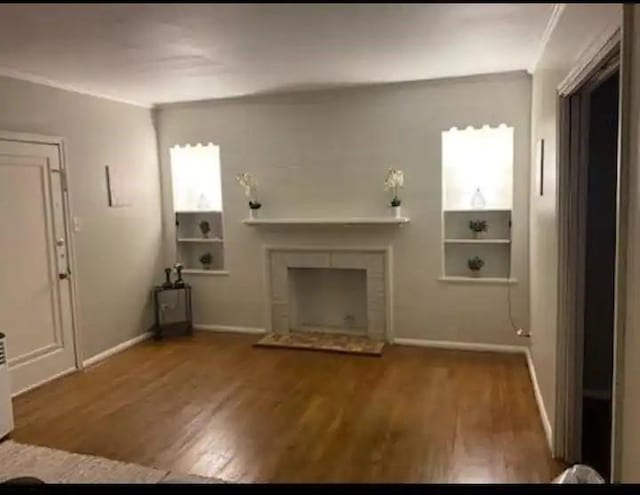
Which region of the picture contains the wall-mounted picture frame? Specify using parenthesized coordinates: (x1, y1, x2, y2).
(105, 165, 133, 207)
(536, 138, 545, 196)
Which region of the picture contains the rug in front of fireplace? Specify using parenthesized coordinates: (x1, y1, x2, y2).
(254, 331, 384, 356)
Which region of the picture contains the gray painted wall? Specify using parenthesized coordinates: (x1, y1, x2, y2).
(0, 76, 163, 360)
(156, 72, 531, 346)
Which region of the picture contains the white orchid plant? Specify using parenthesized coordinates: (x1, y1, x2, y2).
(236, 172, 261, 210)
(384, 168, 404, 207)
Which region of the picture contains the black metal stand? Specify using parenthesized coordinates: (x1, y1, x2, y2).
(152, 284, 193, 340)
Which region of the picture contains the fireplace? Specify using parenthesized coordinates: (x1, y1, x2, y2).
(288, 267, 368, 334)
(265, 247, 391, 341)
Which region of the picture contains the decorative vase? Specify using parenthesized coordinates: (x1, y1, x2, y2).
(249, 208, 258, 220)
(392, 206, 401, 218)
(197, 193, 210, 210)
(470, 188, 486, 210)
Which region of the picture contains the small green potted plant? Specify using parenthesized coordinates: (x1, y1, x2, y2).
(199, 220, 211, 238)
(469, 219, 488, 239)
(199, 252, 213, 270)
(468, 256, 485, 277)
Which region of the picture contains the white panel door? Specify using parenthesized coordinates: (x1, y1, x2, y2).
(0, 139, 77, 395)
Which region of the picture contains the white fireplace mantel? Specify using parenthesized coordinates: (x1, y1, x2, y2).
(243, 216, 410, 226)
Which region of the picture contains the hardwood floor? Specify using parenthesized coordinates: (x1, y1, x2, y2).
(12, 332, 563, 483)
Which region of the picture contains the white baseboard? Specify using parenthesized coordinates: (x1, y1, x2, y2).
(194, 324, 266, 335)
(393, 337, 528, 354)
(82, 332, 152, 368)
(526, 349, 553, 453)
(394, 337, 553, 454)
(12, 367, 77, 398)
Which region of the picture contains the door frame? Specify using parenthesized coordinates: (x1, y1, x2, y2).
(555, 25, 630, 481)
(0, 130, 83, 385)
(555, 85, 589, 465)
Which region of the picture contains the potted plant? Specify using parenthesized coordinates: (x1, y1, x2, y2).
(199, 220, 211, 238)
(199, 252, 213, 270)
(467, 256, 485, 277)
(384, 168, 404, 218)
(469, 219, 488, 239)
(236, 172, 262, 219)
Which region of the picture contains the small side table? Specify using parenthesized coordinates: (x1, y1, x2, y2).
(152, 284, 193, 340)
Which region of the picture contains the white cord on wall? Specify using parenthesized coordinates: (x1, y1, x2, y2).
(508, 279, 531, 338)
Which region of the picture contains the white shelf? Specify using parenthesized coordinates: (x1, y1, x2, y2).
(242, 217, 410, 226)
(444, 239, 511, 244)
(175, 210, 221, 214)
(182, 269, 230, 276)
(177, 238, 224, 243)
(438, 276, 518, 285)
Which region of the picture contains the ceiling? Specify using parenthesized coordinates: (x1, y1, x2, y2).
(0, 3, 556, 107)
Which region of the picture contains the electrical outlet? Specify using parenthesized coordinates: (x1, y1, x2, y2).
(344, 314, 355, 329)
(516, 328, 531, 338)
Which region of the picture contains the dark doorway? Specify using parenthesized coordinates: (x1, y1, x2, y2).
(580, 69, 619, 481)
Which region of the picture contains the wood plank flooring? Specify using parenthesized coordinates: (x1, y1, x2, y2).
(12, 332, 563, 483)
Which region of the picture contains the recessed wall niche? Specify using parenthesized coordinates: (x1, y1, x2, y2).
(170, 143, 226, 274)
(441, 125, 515, 283)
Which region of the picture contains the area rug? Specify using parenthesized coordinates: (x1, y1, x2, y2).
(0, 440, 223, 484)
(255, 331, 385, 356)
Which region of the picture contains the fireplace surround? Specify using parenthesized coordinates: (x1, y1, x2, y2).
(264, 246, 392, 341)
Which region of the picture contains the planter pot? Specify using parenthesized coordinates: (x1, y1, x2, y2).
(249, 208, 260, 220)
(392, 205, 401, 218)
(470, 270, 481, 278)
(471, 231, 486, 239)
(202, 264, 211, 270)
(201, 232, 209, 239)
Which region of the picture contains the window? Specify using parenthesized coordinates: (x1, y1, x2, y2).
(442, 124, 514, 211)
(170, 143, 222, 212)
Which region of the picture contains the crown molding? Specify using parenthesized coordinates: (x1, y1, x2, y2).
(0, 66, 151, 109)
(528, 3, 567, 74)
